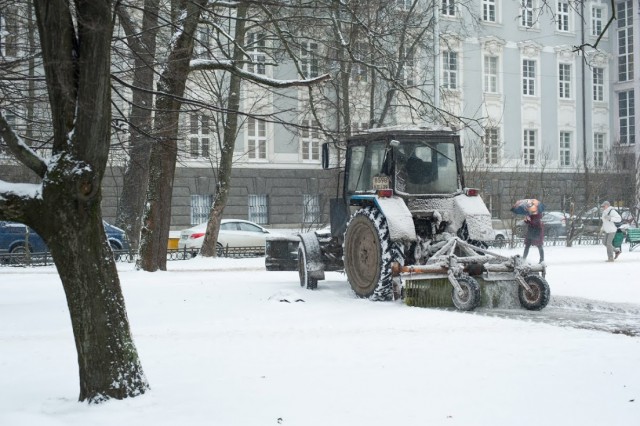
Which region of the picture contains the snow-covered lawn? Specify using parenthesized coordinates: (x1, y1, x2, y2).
(1, 244, 639, 426)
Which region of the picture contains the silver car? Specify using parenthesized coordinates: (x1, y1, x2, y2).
(178, 219, 273, 254)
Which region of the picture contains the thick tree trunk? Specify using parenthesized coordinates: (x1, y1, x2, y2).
(45, 194, 148, 402)
(138, 120, 179, 271)
(137, 0, 207, 271)
(33, 0, 148, 402)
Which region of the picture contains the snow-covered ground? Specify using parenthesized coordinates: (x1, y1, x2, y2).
(1, 243, 639, 426)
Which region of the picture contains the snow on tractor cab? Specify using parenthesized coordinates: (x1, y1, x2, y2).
(266, 126, 550, 311)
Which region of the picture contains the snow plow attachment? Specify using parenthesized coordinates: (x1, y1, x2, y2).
(392, 237, 550, 311)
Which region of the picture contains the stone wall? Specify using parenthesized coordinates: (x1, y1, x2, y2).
(2, 163, 633, 229)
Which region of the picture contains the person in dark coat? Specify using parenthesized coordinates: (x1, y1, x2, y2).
(523, 213, 544, 263)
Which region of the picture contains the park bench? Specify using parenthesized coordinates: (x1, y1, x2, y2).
(627, 228, 640, 251)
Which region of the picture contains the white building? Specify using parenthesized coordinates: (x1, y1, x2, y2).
(1, 1, 637, 227)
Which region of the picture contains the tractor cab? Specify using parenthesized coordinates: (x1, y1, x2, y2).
(325, 127, 468, 239)
(343, 131, 463, 199)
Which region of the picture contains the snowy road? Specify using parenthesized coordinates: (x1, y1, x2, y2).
(476, 296, 640, 337)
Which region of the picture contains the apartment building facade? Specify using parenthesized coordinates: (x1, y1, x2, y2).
(1, 1, 637, 228)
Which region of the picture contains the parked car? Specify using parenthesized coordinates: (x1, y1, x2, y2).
(0, 220, 129, 263)
(491, 219, 512, 247)
(178, 219, 274, 254)
(516, 211, 570, 238)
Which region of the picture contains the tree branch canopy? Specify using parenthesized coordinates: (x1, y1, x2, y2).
(189, 58, 331, 87)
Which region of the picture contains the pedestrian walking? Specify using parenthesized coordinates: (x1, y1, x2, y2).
(523, 212, 544, 264)
(600, 201, 622, 262)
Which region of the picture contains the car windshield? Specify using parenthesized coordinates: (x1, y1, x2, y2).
(394, 141, 459, 194)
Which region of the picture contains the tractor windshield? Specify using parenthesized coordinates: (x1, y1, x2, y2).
(394, 141, 460, 195)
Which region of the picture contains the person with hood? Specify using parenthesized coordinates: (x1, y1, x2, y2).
(600, 201, 622, 262)
(523, 212, 544, 263)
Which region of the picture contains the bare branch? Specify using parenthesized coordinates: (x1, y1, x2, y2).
(189, 59, 331, 87)
(0, 111, 48, 178)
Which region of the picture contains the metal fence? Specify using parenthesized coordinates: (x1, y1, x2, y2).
(1, 235, 604, 267)
(488, 234, 603, 249)
(0, 246, 265, 267)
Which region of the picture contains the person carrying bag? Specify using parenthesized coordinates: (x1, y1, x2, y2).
(600, 201, 622, 262)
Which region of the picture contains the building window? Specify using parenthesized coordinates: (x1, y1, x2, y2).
(400, 46, 415, 86)
(351, 122, 368, 134)
(521, 0, 534, 28)
(483, 55, 498, 93)
(486, 194, 500, 218)
(301, 41, 319, 78)
(248, 194, 269, 224)
(558, 63, 572, 99)
(618, 90, 635, 145)
(523, 129, 536, 165)
(482, 0, 497, 22)
(302, 194, 321, 224)
(191, 194, 213, 225)
(483, 127, 500, 165)
(188, 114, 211, 158)
(0, 11, 17, 58)
(395, 0, 412, 10)
(0, 12, 6, 57)
(556, 0, 570, 32)
(617, 0, 634, 82)
(301, 120, 320, 161)
(196, 27, 211, 59)
(247, 32, 266, 75)
(442, 0, 456, 17)
(592, 67, 604, 101)
(559, 131, 571, 166)
(247, 117, 267, 159)
(593, 132, 605, 167)
(442, 50, 458, 90)
(591, 5, 604, 37)
(351, 41, 369, 82)
(522, 59, 536, 96)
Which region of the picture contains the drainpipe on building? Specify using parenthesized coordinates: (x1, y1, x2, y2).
(580, 0, 590, 204)
(433, 0, 440, 112)
(635, 0, 640, 224)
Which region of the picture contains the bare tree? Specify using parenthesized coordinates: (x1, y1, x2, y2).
(113, 0, 161, 250)
(0, 0, 148, 402)
(129, 1, 329, 268)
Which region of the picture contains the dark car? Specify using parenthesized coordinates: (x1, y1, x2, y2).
(0, 220, 129, 263)
(516, 211, 570, 238)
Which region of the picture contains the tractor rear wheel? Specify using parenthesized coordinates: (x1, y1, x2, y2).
(451, 275, 481, 311)
(343, 207, 400, 301)
(518, 274, 550, 310)
(298, 244, 317, 290)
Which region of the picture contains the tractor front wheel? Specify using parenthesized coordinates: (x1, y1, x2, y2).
(518, 274, 550, 310)
(451, 275, 481, 311)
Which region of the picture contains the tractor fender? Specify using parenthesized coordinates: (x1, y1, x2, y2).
(374, 196, 417, 243)
(298, 231, 325, 281)
(452, 194, 494, 242)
